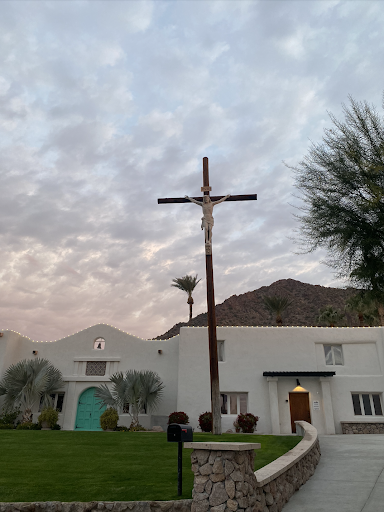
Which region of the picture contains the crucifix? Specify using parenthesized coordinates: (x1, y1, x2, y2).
(158, 157, 257, 434)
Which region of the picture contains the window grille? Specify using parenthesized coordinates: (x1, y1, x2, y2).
(86, 361, 106, 376)
(352, 393, 383, 416)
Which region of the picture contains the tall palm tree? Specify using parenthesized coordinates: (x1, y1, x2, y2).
(263, 295, 293, 326)
(316, 305, 345, 327)
(95, 370, 164, 429)
(172, 274, 201, 321)
(345, 294, 379, 327)
(0, 358, 64, 423)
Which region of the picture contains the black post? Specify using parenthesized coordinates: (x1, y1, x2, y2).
(178, 441, 182, 496)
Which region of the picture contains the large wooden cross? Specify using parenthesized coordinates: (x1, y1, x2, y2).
(158, 157, 257, 434)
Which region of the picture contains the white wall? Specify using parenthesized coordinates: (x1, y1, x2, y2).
(2, 324, 384, 434)
(176, 326, 384, 435)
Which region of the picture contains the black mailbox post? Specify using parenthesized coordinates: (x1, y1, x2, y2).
(167, 424, 193, 495)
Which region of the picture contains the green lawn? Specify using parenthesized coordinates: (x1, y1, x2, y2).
(0, 431, 301, 502)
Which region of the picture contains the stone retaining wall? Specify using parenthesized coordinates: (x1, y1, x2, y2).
(341, 421, 384, 434)
(253, 421, 320, 512)
(0, 501, 193, 512)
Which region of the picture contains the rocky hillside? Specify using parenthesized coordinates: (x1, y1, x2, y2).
(155, 278, 359, 339)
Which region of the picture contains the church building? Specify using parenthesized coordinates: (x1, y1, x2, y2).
(1, 324, 383, 434)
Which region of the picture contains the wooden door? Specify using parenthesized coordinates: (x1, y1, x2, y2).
(289, 392, 311, 433)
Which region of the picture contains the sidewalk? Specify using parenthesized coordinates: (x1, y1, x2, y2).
(283, 434, 384, 512)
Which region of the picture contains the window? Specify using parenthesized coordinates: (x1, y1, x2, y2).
(217, 341, 225, 362)
(352, 393, 383, 416)
(94, 337, 105, 350)
(324, 345, 343, 365)
(122, 403, 147, 414)
(220, 393, 247, 415)
(39, 393, 65, 412)
(86, 361, 106, 376)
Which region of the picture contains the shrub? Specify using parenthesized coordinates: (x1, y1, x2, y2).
(198, 411, 212, 432)
(235, 413, 259, 433)
(100, 407, 119, 430)
(129, 422, 146, 431)
(115, 425, 130, 431)
(0, 408, 20, 426)
(52, 423, 61, 430)
(0, 424, 14, 429)
(38, 407, 59, 428)
(168, 411, 189, 425)
(16, 422, 41, 430)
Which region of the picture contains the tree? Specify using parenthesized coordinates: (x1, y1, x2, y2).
(345, 293, 379, 326)
(263, 295, 293, 325)
(171, 274, 201, 321)
(316, 305, 345, 327)
(0, 358, 64, 424)
(95, 370, 164, 429)
(290, 95, 384, 324)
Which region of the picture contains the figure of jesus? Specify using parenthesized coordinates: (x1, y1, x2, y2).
(185, 194, 231, 244)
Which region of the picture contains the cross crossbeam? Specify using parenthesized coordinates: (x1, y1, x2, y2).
(158, 157, 257, 435)
(158, 194, 257, 204)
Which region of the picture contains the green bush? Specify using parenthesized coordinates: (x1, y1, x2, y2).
(100, 407, 119, 430)
(235, 413, 259, 433)
(0, 408, 20, 426)
(168, 411, 189, 425)
(52, 423, 61, 430)
(198, 412, 212, 432)
(38, 407, 59, 428)
(16, 421, 35, 430)
(129, 422, 146, 431)
(0, 424, 14, 429)
(115, 425, 129, 431)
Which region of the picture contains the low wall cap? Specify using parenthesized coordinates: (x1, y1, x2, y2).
(184, 442, 261, 451)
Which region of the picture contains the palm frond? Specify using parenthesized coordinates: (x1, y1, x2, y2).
(171, 275, 201, 296)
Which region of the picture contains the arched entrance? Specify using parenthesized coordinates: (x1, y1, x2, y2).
(75, 387, 106, 431)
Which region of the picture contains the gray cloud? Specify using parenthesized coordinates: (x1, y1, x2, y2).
(0, 0, 383, 340)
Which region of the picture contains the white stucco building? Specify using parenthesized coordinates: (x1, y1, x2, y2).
(1, 324, 383, 434)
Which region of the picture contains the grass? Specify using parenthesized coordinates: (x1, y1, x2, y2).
(0, 431, 301, 502)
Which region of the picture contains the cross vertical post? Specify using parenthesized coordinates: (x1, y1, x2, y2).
(157, 158, 257, 436)
(202, 157, 221, 435)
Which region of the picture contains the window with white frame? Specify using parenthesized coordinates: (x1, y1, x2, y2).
(324, 345, 344, 365)
(352, 393, 383, 416)
(220, 393, 247, 415)
(217, 340, 225, 362)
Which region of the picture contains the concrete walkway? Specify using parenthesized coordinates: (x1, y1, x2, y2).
(283, 435, 384, 512)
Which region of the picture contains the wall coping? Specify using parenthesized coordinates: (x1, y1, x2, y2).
(341, 420, 384, 424)
(184, 441, 261, 451)
(254, 421, 318, 487)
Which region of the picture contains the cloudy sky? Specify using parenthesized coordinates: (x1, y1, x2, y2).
(1, 0, 383, 341)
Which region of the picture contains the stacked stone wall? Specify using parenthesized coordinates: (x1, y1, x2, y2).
(190, 447, 258, 512)
(341, 422, 384, 434)
(254, 439, 321, 512)
(0, 501, 192, 512)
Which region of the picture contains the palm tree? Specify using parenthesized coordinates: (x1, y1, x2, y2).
(345, 294, 379, 327)
(263, 295, 293, 326)
(172, 274, 201, 321)
(95, 370, 164, 429)
(316, 305, 345, 327)
(0, 358, 64, 423)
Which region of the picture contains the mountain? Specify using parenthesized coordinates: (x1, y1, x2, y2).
(155, 278, 359, 339)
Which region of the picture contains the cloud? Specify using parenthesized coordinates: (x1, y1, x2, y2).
(0, 0, 382, 340)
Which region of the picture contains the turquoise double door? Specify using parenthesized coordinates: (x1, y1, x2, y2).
(75, 387, 106, 431)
